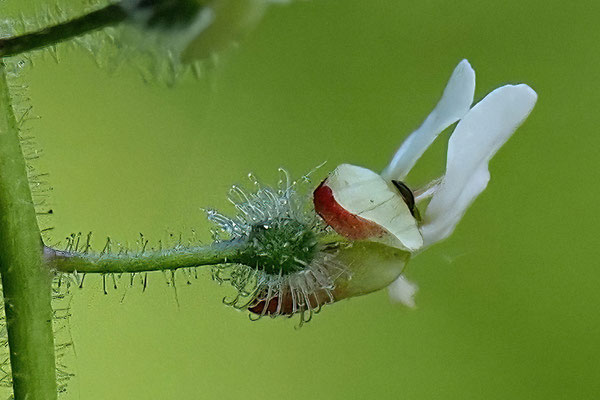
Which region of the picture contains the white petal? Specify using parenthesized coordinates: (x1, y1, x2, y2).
(421, 84, 538, 246)
(325, 164, 423, 251)
(388, 274, 418, 308)
(381, 60, 476, 181)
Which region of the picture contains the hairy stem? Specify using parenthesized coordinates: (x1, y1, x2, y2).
(0, 4, 127, 58)
(0, 64, 57, 399)
(45, 241, 250, 274)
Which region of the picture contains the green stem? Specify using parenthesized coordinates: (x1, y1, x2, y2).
(0, 64, 57, 399)
(0, 4, 127, 58)
(45, 241, 249, 274)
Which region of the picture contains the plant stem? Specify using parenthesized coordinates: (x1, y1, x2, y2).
(0, 4, 127, 58)
(0, 64, 57, 399)
(45, 241, 249, 274)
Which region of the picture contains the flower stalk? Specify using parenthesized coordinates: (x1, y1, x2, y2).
(0, 4, 128, 58)
(0, 63, 57, 399)
(45, 240, 249, 274)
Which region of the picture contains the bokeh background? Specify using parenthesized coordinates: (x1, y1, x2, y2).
(2, 0, 600, 398)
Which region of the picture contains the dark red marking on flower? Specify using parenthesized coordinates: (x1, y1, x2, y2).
(248, 296, 290, 315)
(313, 180, 386, 240)
(248, 289, 336, 316)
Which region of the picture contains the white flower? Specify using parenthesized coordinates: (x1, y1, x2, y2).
(209, 60, 537, 321)
(313, 59, 537, 306)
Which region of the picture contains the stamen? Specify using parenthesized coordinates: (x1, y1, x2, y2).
(391, 180, 417, 217)
(414, 177, 443, 203)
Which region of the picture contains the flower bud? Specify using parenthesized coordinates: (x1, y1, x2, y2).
(121, 0, 271, 63)
(181, 0, 269, 62)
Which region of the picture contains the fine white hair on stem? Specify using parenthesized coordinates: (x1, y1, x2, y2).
(381, 59, 476, 181)
(421, 84, 538, 246)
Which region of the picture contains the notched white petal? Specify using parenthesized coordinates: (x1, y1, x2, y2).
(381, 59, 476, 181)
(422, 84, 538, 246)
(388, 274, 418, 308)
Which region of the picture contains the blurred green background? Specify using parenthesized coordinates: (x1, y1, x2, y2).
(2, 0, 600, 399)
